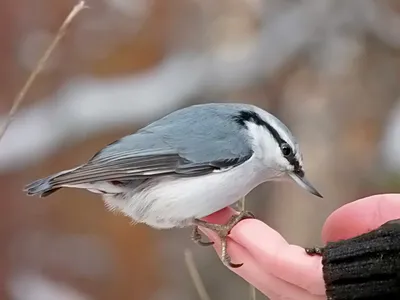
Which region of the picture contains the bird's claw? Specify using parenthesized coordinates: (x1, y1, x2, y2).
(305, 246, 325, 256)
(193, 210, 256, 268)
(191, 226, 214, 246)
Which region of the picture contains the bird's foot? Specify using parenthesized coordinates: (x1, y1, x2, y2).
(305, 246, 325, 256)
(191, 225, 214, 246)
(193, 210, 255, 268)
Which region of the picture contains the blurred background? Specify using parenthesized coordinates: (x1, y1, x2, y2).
(1, 0, 400, 299)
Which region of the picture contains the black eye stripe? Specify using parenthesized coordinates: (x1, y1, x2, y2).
(233, 110, 302, 172)
(233, 110, 285, 145)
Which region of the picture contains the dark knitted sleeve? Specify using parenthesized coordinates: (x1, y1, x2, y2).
(321, 219, 400, 300)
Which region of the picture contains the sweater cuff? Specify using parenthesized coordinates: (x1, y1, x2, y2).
(322, 219, 400, 300)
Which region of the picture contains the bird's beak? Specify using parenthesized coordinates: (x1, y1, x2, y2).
(288, 171, 323, 198)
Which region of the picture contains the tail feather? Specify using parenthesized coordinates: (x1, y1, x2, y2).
(24, 176, 61, 197)
(24, 166, 81, 197)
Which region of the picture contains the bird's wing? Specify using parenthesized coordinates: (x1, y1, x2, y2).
(36, 104, 254, 187)
(47, 149, 252, 186)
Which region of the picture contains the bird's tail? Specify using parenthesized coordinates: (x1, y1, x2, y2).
(24, 167, 80, 197)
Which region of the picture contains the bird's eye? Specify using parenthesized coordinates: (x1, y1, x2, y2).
(280, 143, 293, 157)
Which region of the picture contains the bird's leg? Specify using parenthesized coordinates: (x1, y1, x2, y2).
(191, 225, 214, 246)
(304, 246, 325, 256)
(193, 210, 255, 268)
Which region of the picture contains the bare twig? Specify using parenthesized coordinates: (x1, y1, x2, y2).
(184, 249, 211, 300)
(239, 197, 257, 300)
(249, 284, 257, 300)
(0, 1, 87, 144)
(239, 197, 246, 211)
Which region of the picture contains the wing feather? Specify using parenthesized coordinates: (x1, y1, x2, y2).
(49, 151, 253, 187)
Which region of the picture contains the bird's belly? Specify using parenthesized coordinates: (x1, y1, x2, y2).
(108, 158, 262, 229)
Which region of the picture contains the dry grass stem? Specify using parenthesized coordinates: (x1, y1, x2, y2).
(249, 284, 257, 300)
(241, 197, 257, 300)
(239, 197, 246, 211)
(0, 1, 87, 144)
(184, 249, 212, 300)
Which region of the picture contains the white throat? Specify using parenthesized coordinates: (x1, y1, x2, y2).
(244, 121, 287, 178)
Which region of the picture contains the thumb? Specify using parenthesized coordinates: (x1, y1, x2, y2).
(322, 194, 400, 243)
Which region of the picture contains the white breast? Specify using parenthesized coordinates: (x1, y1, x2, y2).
(102, 155, 268, 229)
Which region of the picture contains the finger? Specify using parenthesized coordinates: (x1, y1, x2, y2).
(202, 228, 326, 300)
(200, 228, 282, 299)
(201, 209, 325, 296)
(227, 220, 326, 296)
(322, 194, 400, 242)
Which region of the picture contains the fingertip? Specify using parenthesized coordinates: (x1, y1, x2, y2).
(228, 220, 325, 296)
(197, 226, 326, 299)
(200, 214, 326, 296)
(322, 193, 400, 242)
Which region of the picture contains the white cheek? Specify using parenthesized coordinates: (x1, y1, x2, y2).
(275, 154, 291, 171)
(245, 122, 288, 171)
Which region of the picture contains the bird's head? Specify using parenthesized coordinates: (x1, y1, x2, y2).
(233, 106, 322, 198)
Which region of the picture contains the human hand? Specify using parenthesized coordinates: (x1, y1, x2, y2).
(200, 194, 400, 299)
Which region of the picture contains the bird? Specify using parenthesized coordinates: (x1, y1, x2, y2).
(24, 102, 322, 268)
